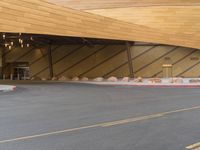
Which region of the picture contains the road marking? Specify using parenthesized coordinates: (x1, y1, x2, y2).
(0, 105, 200, 144)
(101, 105, 200, 127)
(186, 141, 200, 149)
(0, 125, 99, 144)
(101, 114, 163, 127)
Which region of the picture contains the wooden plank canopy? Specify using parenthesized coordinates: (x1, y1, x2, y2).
(0, 0, 199, 49)
(46, 0, 200, 10)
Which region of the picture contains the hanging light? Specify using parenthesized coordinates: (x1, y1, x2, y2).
(30, 37, 33, 41)
(8, 45, 12, 50)
(3, 34, 5, 39)
(21, 44, 24, 48)
(19, 33, 22, 36)
(19, 38, 23, 44)
(26, 43, 30, 47)
(11, 41, 14, 46)
(4, 43, 8, 47)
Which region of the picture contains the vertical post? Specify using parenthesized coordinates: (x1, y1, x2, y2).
(0, 48, 3, 79)
(126, 42, 134, 78)
(10, 74, 13, 80)
(17, 73, 20, 80)
(48, 44, 54, 79)
(1, 48, 6, 79)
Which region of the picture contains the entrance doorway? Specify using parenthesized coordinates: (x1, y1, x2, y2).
(14, 67, 30, 80)
(4, 62, 30, 80)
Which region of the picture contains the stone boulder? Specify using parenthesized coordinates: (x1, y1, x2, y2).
(31, 76, 41, 81)
(51, 76, 58, 81)
(148, 78, 162, 84)
(72, 77, 79, 81)
(41, 77, 47, 81)
(121, 77, 130, 82)
(171, 77, 183, 84)
(81, 77, 89, 81)
(107, 76, 118, 82)
(58, 76, 68, 81)
(93, 77, 104, 82)
(133, 77, 143, 83)
(30, 77, 35, 80)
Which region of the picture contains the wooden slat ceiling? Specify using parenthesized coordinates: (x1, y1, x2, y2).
(45, 0, 200, 49)
(0, 0, 200, 49)
(86, 6, 200, 36)
(46, 0, 200, 10)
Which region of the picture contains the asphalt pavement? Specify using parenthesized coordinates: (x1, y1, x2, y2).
(0, 81, 200, 150)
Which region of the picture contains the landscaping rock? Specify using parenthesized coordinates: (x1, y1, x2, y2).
(72, 77, 79, 81)
(171, 77, 183, 84)
(121, 77, 130, 82)
(148, 78, 162, 84)
(93, 77, 104, 82)
(81, 77, 89, 81)
(133, 77, 143, 83)
(31, 76, 41, 80)
(41, 77, 47, 81)
(107, 76, 118, 82)
(58, 76, 68, 81)
(51, 77, 58, 81)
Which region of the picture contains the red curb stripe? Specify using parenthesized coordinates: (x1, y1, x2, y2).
(100, 84, 200, 88)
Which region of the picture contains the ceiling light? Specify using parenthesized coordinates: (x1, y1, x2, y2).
(19, 39, 23, 44)
(5, 43, 8, 47)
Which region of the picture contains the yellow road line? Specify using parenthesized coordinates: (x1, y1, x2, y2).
(102, 105, 200, 127)
(162, 106, 200, 115)
(0, 125, 99, 144)
(0, 105, 200, 144)
(101, 114, 163, 127)
(186, 142, 200, 149)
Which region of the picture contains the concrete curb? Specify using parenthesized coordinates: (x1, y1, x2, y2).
(0, 85, 16, 92)
(103, 84, 200, 88)
(73, 81, 200, 88)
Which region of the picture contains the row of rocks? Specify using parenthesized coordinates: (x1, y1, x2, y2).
(31, 76, 69, 81)
(31, 76, 130, 82)
(93, 77, 198, 84)
(31, 76, 200, 84)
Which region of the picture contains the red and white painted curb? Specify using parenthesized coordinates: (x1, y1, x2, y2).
(73, 81, 200, 88)
(102, 84, 200, 88)
(0, 85, 16, 92)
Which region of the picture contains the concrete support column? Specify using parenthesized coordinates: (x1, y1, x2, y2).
(47, 44, 54, 79)
(0, 49, 2, 78)
(126, 42, 134, 78)
(0, 48, 6, 79)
